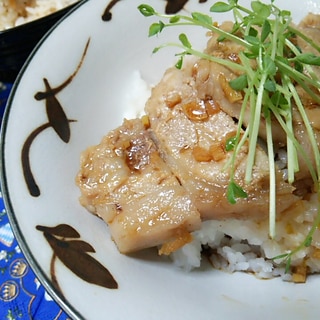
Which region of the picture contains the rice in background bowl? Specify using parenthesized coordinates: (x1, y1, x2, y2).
(0, 0, 81, 82)
(0, 0, 79, 30)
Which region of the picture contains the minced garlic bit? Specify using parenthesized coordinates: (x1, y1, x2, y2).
(292, 264, 307, 283)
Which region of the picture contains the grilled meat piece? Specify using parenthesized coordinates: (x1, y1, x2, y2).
(145, 59, 298, 220)
(76, 119, 201, 254)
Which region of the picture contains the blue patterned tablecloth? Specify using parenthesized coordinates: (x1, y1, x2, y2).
(0, 83, 70, 319)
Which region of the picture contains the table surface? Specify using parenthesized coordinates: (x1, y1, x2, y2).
(0, 82, 70, 319)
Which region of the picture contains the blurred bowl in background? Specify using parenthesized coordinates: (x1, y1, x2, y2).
(0, 1, 81, 83)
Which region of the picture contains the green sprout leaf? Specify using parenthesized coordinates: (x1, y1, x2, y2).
(138, 4, 155, 17)
(225, 136, 237, 151)
(294, 53, 320, 66)
(271, 92, 289, 110)
(175, 56, 184, 69)
(191, 12, 213, 25)
(248, 27, 258, 38)
(179, 33, 192, 48)
(169, 15, 180, 23)
(149, 21, 165, 37)
(261, 20, 271, 42)
(294, 61, 304, 73)
(263, 56, 277, 76)
(229, 74, 248, 91)
(210, 2, 234, 13)
(244, 35, 260, 46)
(152, 46, 161, 54)
(264, 79, 276, 92)
(251, 1, 271, 19)
(227, 181, 248, 205)
(280, 10, 291, 18)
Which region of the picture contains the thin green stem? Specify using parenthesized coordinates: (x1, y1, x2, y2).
(154, 15, 252, 49)
(154, 42, 246, 72)
(283, 75, 299, 183)
(288, 25, 320, 52)
(267, 100, 318, 182)
(265, 110, 276, 238)
(276, 60, 320, 89)
(245, 72, 267, 183)
(288, 82, 320, 176)
(285, 39, 320, 81)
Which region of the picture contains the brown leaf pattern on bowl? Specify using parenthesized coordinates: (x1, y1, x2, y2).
(36, 224, 118, 296)
(21, 39, 90, 197)
(101, 0, 208, 21)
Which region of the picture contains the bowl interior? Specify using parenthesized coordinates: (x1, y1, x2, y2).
(2, 0, 320, 319)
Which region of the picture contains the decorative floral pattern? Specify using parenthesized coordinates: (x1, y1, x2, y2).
(16, 35, 119, 297)
(36, 224, 118, 294)
(22, 39, 90, 197)
(101, 0, 208, 20)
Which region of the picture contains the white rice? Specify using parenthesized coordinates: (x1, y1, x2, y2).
(0, 0, 78, 30)
(170, 193, 320, 281)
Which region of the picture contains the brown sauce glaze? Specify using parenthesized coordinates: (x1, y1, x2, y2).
(125, 136, 154, 171)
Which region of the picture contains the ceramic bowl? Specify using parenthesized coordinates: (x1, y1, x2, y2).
(1, 0, 320, 319)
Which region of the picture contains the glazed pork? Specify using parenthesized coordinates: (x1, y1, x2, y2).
(145, 59, 298, 221)
(203, 19, 320, 183)
(76, 18, 320, 255)
(77, 56, 298, 253)
(76, 119, 201, 254)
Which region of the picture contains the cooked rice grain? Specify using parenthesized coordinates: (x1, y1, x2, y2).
(170, 193, 320, 282)
(0, 0, 78, 30)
